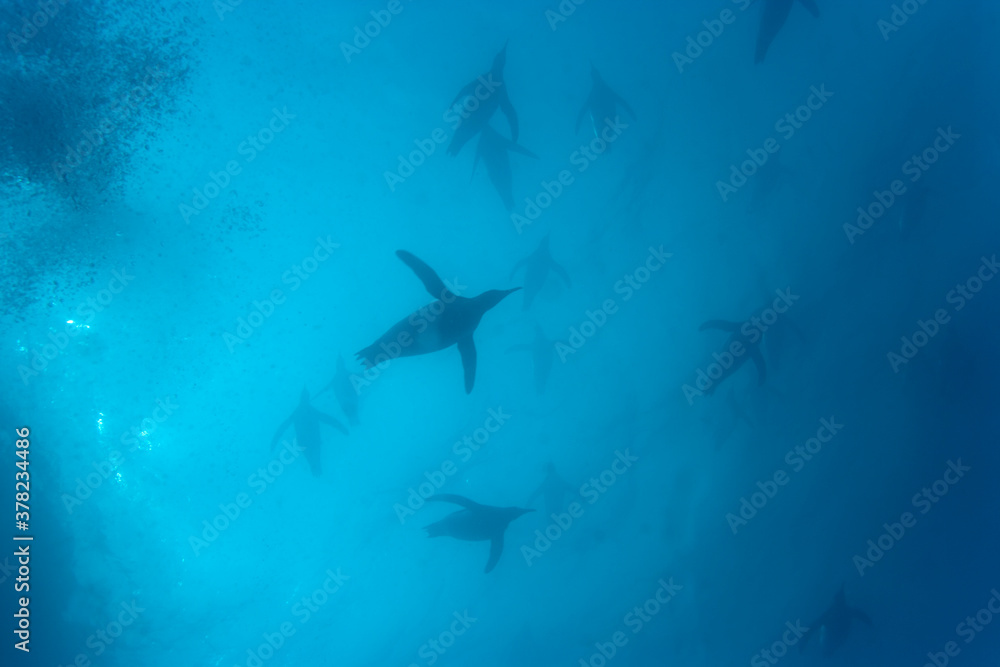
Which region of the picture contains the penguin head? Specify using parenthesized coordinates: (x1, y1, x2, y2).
(474, 287, 520, 312)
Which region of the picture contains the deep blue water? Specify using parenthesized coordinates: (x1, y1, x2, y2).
(2, 1, 999, 665)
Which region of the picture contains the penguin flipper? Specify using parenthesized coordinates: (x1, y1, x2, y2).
(749, 346, 767, 385)
(427, 493, 484, 510)
(458, 336, 477, 394)
(484, 534, 504, 573)
(798, 0, 820, 17)
(699, 319, 740, 332)
(396, 250, 452, 299)
(755, 0, 793, 64)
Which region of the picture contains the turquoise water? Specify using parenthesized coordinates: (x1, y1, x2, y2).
(2, 1, 999, 665)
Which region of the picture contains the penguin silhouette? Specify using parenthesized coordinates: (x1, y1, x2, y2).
(355, 251, 520, 393)
(423, 494, 534, 573)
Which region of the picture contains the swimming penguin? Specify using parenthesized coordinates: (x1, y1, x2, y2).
(447, 41, 519, 157)
(801, 585, 871, 656)
(754, 0, 820, 64)
(423, 494, 534, 573)
(526, 462, 577, 516)
(315, 354, 359, 427)
(505, 323, 555, 393)
(270, 388, 348, 477)
(575, 64, 636, 141)
(355, 251, 520, 394)
(509, 234, 572, 310)
(472, 124, 538, 211)
(698, 316, 767, 393)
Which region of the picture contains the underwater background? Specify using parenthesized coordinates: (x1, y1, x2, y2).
(2, 0, 999, 665)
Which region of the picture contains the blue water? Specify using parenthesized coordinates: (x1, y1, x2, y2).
(2, 1, 999, 665)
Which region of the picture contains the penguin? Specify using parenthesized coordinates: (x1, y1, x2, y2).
(355, 251, 520, 394)
(575, 64, 636, 141)
(447, 41, 519, 157)
(423, 494, 534, 573)
(801, 585, 872, 655)
(315, 354, 359, 427)
(698, 316, 767, 393)
(270, 388, 348, 477)
(526, 462, 577, 516)
(472, 124, 538, 211)
(505, 323, 555, 393)
(754, 0, 820, 64)
(509, 234, 572, 310)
